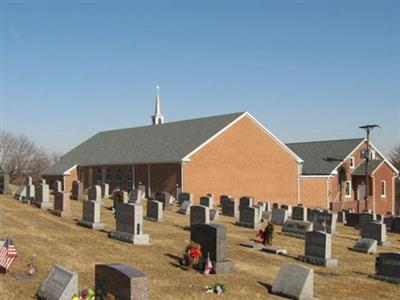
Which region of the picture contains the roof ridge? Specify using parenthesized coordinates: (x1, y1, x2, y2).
(98, 111, 246, 134)
(286, 137, 364, 145)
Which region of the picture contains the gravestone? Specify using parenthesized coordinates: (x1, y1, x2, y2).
(178, 192, 193, 206)
(101, 183, 110, 198)
(384, 216, 394, 229)
(200, 196, 213, 208)
(71, 180, 84, 200)
(0, 173, 11, 194)
(109, 203, 149, 244)
(137, 183, 146, 195)
(256, 201, 267, 212)
(178, 200, 191, 215)
(298, 231, 337, 267)
(89, 185, 102, 202)
(221, 197, 239, 217)
(53, 180, 62, 193)
(282, 220, 313, 239)
(190, 205, 210, 226)
(210, 209, 219, 221)
(272, 203, 280, 209)
(154, 191, 172, 209)
(271, 208, 288, 226)
(351, 238, 377, 254)
(337, 211, 346, 224)
(37, 265, 78, 300)
(130, 189, 146, 204)
(253, 204, 263, 223)
(95, 264, 148, 300)
(25, 176, 35, 203)
(307, 208, 322, 223)
(345, 213, 359, 227)
(270, 264, 313, 300)
(113, 189, 129, 209)
(219, 195, 231, 206)
(78, 200, 104, 230)
(239, 196, 253, 208)
(33, 179, 52, 209)
(262, 210, 272, 222)
(358, 212, 376, 228)
(190, 224, 234, 274)
(145, 200, 164, 222)
(315, 212, 337, 234)
(360, 221, 388, 246)
(391, 217, 400, 233)
(280, 204, 292, 217)
(51, 192, 72, 218)
(292, 206, 307, 221)
(236, 206, 260, 229)
(376, 214, 384, 223)
(372, 252, 400, 284)
(14, 185, 26, 201)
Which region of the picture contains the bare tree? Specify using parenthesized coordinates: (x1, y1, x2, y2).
(0, 131, 62, 184)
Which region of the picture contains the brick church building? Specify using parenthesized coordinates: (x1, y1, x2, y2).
(42, 87, 398, 214)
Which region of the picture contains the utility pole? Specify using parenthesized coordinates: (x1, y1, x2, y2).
(359, 124, 380, 211)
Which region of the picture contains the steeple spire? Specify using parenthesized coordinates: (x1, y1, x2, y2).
(152, 84, 164, 125)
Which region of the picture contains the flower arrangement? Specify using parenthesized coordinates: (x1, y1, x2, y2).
(204, 283, 227, 295)
(180, 241, 202, 267)
(71, 288, 95, 300)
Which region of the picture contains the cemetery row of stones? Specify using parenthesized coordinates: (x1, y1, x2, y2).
(8, 177, 400, 299)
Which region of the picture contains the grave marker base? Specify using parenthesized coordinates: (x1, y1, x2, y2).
(240, 242, 264, 249)
(32, 201, 52, 210)
(144, 216, 164, 222)
(261, 247, 287, 255)
(78, 220, 105, 230)
(234, 221, 261, 229)
(298, 255, 337, 267)
(109, 230, 149, 245)
(369, 274, 400, 285)
(198, 259, 234, 274)
(50, 210, 72, 218)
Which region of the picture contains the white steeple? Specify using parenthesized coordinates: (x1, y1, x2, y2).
(152, 84, 164, 125)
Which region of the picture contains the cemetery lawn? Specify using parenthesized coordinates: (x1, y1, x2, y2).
(1, 193, 400, 300)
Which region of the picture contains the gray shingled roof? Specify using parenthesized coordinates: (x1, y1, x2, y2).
(286, 138, 365, 175)
(42, 112, 245, 175)
(352, 160, 383, 176)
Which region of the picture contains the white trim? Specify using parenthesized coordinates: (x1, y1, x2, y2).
(392, 176, 396, 215)
(369, 142, 399, 175)
(371, 160, 386, 176)
(300, 175, 332, 178)
(380, 180, 386, 198)
(297, 164, 301, 204)
(63, 164, 78, 175)
(331, 139, 367, 174)
(181, 112, 304, 163)
(345, 180, 352, 198)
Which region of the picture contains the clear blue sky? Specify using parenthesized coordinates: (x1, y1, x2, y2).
(2, 1, 399, 155)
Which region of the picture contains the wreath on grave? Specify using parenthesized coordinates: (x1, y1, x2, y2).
(180, 242, 202, 267)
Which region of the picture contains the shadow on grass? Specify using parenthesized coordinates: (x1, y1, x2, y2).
(174, 224, 189, 231)
(315, 271, 340, 277)
(353, 271, 370, 277)
(169, 262, 189, 271)
(257, 281, 271, 292)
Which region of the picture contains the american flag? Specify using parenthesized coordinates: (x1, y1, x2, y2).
(0, 236, 17, 272)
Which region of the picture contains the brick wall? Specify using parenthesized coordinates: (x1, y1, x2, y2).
(299, 177, 327, 208)
(183, 115, 300, 205)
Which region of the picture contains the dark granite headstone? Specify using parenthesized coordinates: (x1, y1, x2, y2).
(391, 217, 400, 233)
(0, 173, 11, 194)
(178, 192, 193, 206)
(360, 221, 388, 245)
(51, 192, 71, 218)
(190, 224, 234, 274)
(236, 206, 260, 229)
(292, 206, 307, 221)
(298, 231, 337, 267)
(190, 205, 209, 226)
(200, 196, 213, 208)
(372, 252, 400, 284)
(78, 200, 104, 230)
(221, 197, 239, 217)
(154, 191, 171, 209)
(239, 196, 253, 208)
(71, 180, 84, 200)
(145, 200, 164, 222)
(95, 264, 148, 300)
(351, 238, 377, 254)
(282, 220, 313, 238)
(346, 213, 359, 227)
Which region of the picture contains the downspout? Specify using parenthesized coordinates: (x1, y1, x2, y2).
(147, 164, 151, 196)
(297, 163, 302, 205)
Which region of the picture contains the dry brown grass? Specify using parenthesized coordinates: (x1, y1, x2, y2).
(1, 193, 400, 300)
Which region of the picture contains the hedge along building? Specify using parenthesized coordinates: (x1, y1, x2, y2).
(42, 87, 303, 204)
(286, 139, 399, 214)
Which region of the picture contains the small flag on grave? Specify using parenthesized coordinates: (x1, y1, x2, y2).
(204, 253, 214, 275)
(0, 236, 18, 272)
